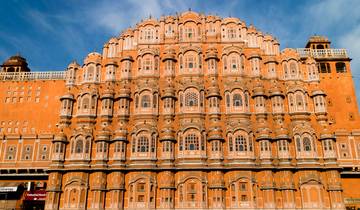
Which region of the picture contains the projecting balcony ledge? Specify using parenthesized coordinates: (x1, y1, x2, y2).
(157, 161, 175, 168)
(225, 158, 256, 166)
(64, 163, 90, 170)
(60, 112, 73, 117)
(207, 162, 224, 168)
(295, 160, 321, 167)
(260, 186, 276, 190)
(91, 163, 108, 169)
(278, 185, 296, 190)
(289, 112, 311, 121)
(176, 157, 207, 162)
(75, 114, 97, 118)
(127, 160, 157, 169)
(323, 157, 338, 163)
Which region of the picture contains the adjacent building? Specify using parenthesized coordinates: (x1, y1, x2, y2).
(0, 11, 359, 210)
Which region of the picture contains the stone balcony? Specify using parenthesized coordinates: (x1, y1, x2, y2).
(0, 71, 65, 81)
(296, 48, 348, 59)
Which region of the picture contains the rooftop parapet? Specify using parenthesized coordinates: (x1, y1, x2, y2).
(0, 71, 65, 81)
(296, 48, 348, 59)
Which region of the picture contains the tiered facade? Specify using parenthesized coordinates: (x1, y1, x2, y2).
(1, 11, 360, 210)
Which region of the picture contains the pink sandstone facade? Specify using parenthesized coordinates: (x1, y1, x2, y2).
(0, 11, 359, 210)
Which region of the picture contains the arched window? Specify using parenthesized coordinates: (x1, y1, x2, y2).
(296, 137, 301, 152)
(288, 94, 294, 108)
(227, 28, 236, 39)
(228, 136, 233, 151)
(233, 94, 242, 107)
(91, 96, 97, 109)
(185, 54, 195, 69)
(108, 43, 116, 58)
(153, 94, 157, 108)
(75, 140, 83, 153)
(226, 94, 230, 107)
(267, 62, 276, 77)
(179, 55, 183, 69)
(151, 135, 156, 152)
(283, 62, 289, 78)
(295, 92, 306, 111)
(66, 68, 76, 84)
(141, 95, 151, 108)
(307, 64, 318, 80)
(137, 136, 149, 152)
(250, 58, 260, 75)
(185, 134, 199, 150)
(289, 61, 298, 78)
(303, 137, 312, 151)
(82, 97, 89, 110)
(235, 135, 247, 151)
(124, 60, 132, 72)
(85, 138, 90, 153)
(165, 24, 173, 36)
(229, 54, 239, 70)
(86, 65, 95, 81)
(296, 94, 303, 106)
(179, 93, 184, 107)
(184, 27, 195, 39)
(143, 56, 153, 71)
(185, 92, 198, 107)
(144, 27, 154, 41)
(154, 57, 159, 71)
(244, 92, 249, 108)
(135, 95, 139, 108)
(137, 58, 142, 71)
(223, 56, 227, 70)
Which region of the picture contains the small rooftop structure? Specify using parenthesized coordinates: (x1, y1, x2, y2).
(305, 35, 331, 49)
(1, 54, 30, 72)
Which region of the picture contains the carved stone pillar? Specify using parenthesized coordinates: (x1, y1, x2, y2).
(158, 171, 175, 209)
(45, 172, 63, 210)
(208, 171, 225, 209)
(89, 172, 107, 210)
(106, 172, 125, 210)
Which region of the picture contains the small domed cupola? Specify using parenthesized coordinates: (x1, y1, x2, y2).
(1, 54, 30, 72)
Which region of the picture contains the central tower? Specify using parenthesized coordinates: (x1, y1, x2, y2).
(45, 11, 347, 210)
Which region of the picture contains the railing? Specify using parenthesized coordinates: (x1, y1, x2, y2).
(0, 71, 65, 81)
(296, 48, 348, 59)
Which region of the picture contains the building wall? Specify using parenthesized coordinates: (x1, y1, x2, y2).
(0, 80, 64, 168)
(0, 11, 359, 210)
